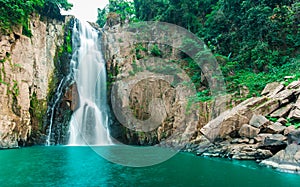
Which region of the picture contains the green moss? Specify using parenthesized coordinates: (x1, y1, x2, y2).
(12, 80, 19, 97)
(65, 30, 72, 54)
(30, 92, 47, 130)
(21, 19, 32, 37)
(135, 44, 147, 60)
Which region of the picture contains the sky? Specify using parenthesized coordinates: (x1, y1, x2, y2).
(61, 0, 109, 22)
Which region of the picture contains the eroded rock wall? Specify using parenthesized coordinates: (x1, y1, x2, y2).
(102, 17, 221, 147)
(0, 15, 70, 148)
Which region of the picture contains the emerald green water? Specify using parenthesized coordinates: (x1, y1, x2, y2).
(0, 146, 299, 187)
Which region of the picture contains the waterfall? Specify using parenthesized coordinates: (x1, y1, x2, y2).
(68, 19, 112, 145)
(45, 79, 64, 146)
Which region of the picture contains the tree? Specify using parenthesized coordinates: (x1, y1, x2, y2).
(97, 7, 108, 27)
(97, 0, 136, 27)
(0, 0, 73, 33)
(39, 0, 73, 19)
(0, 0, 43, 33)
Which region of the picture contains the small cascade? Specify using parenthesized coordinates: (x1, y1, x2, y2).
(68, 19, 112, 145)
(45, 56, 75, 146)
(45, 79, 64, 145)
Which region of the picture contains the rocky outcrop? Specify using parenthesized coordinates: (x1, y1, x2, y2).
(260, 144, 300, 174)
(196, 80, 300, 173)
(103, 27, 196, 146)
(102, 15, 235, 147)
(0, 15, 71, 148)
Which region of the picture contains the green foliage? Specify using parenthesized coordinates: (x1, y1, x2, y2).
(135, 44, 147, 60)
(203, 0, 299, 71)
(30, 92, 47, 130)
(65, 30, 72, 53)
(97, 0, 137, 27)
(0, 0, 72, 33)
(285, 118, 300, 129)
(150, 44, 162, 57)
(12, 80, 19, 97)
(195, 89, 212, 102)
(129, 0, 299, 97)
(266, 116, 278, 123)
(97, 8, 107, 27)
(0, 0, 43, 33)
(39, 0, 73, 19)
(109, 0, 136, 21)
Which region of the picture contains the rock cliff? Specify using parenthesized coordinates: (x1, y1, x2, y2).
(102, 15, 228, 147)
(0, 14, 71, 148)
(103, 16, 300, 173)
(197, 80, 300, 173)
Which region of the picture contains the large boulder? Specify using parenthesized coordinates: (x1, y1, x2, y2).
(249, 114, 271, 129)
(254, 99, 280, 116)
(200, 97, 268, 142)
(238, 124, 260, 138)
(272, 89, 297, 105)
(270, 103, 293, 118)
(261, 82, 284, 97)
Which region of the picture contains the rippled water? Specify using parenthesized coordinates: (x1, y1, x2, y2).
(0, 146, 299, 187)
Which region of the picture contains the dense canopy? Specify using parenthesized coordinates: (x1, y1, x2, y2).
(98, 0, 300, 97)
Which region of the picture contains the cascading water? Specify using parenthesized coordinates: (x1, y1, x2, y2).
(46, 79, 64, 145)
(68, 19, 112, 145)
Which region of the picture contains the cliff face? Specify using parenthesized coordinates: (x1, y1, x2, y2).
(103, 17, 300, 173)
(0, 15, 69, 148)
(102, 16, 219, 147)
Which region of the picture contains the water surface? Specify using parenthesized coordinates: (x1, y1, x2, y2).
(0, 146, 299, 187)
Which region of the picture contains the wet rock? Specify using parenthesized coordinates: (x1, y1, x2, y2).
(199, 141, 273, 160)
(260, 144, 300, 174)
(239, 137, 250, 144)
(260, 134, 287, 154)
(238, 124, 260, 138)
(254, 133, 273, 143)
(249, 139, 255, 144)
(232, 148, 272, 160)
(63, 83, 79, 112)
(287, 130, 300, 145)
(231, 138, 240, 144)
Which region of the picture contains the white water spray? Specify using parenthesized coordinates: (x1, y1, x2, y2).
(68, 19, 112, 145)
